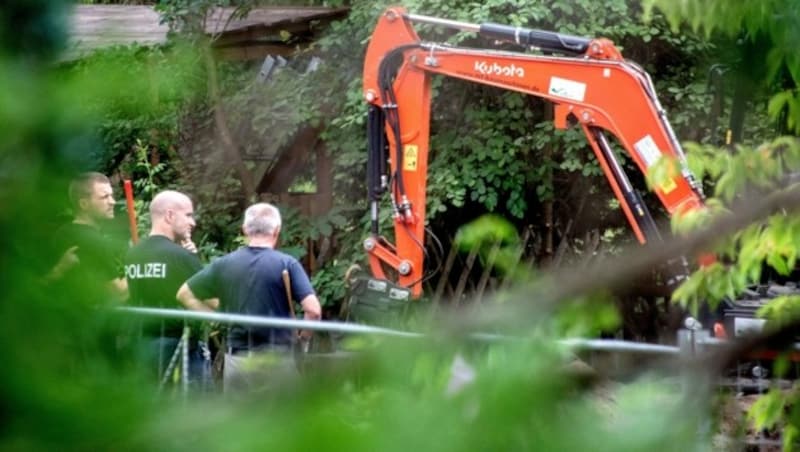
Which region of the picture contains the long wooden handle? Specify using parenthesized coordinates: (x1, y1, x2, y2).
(282, 269, 302, 340)
(282, 269, 296, 318)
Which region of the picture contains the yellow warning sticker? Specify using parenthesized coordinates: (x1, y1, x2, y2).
(403, 145, 418, 171)
(660, 178, 677, 194)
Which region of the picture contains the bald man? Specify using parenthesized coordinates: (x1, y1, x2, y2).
(124, 190, 209, 384)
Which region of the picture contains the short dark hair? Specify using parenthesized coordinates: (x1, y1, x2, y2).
(68, 172, 110, 209)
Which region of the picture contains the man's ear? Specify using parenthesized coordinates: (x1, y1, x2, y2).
(78, 198, 89, 212)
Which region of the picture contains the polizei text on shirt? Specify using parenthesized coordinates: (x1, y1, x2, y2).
(125, 263, 167, 279)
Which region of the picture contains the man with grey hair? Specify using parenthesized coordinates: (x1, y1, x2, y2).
(177, 202, 321, 392)
(125, 190, 211, 385)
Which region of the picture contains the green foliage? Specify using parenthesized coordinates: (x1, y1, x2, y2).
(455, 214, 523, 277)
(644, 0, 800, 134)
(671, 263, 737, 316)
(771, 91, 800, 133)
(4, 2, 790, 451)
(664, 137, 800, 312)
(309, 261, 348, 308)
(430, 93, 533, 216)
(314, 0, 722, 245)
(748, 388, 787, 436)
(132, 139, 165, 200)
(553, 295, 621, 337)
(662, 82, 715, 141)
(642, 0, 794, 44)
(65, 43, 203, 173)
(116, 338, 704, 452)
(645, 5, 800, 445)
(0, 1, 197, 449)
(757, 295, 800, 328)
(128, 138, 164, 235)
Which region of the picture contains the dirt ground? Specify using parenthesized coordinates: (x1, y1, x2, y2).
(716, 392, 783, 451)
(569, 356, 788, 451)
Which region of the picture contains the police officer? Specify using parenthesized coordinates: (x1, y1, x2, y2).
(125, 190, 212, 384)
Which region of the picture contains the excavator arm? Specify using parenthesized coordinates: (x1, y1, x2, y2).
(362, 7, 707, 297)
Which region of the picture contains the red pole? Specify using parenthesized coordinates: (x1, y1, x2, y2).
(123, 179, 139, 244)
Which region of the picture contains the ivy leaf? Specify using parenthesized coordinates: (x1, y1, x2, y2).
(783, 425, 799, 452)
(773, 354, 790, 378)
(747, 389, 785, 431)
(767, 253, 790, 276)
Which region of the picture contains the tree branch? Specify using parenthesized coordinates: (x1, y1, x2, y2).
(449, 183, 800, 334)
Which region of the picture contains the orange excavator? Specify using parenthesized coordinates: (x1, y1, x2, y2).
(356, 7, 779, 339)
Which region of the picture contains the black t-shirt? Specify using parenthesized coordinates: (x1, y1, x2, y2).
(52, 222, 126, 301)
(186, 246, 315, 349)
(125, 235, 202, 337)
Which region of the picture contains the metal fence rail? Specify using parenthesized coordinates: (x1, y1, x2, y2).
(119, 307, 424, 338)
(119, 307, 800, 369)
(560, 338, 680, 355)
(118, 307, 685, 355)
(118, 307, 791, 448)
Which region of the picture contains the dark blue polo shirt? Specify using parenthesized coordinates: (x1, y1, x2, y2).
(186, 246, 314, 349)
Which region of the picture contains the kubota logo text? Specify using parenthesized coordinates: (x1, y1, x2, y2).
(474, 61, 525, 78)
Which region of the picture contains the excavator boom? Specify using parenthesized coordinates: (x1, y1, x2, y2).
(362, 7, 707, 297)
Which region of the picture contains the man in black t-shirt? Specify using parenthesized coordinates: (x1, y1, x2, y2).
(177, 202, 321, 392)
(125, 190, 210, 385)
(50, 172, 127, 303)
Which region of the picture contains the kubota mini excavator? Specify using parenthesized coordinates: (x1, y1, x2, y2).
(351, 6, 789, 340)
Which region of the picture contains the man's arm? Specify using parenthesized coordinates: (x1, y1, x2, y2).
(177, 283, 217, 312)
(109, 277, 128, 302)
(42, 246, 79, 283)
(299, 294, 322, 339)
(300, 294, 322, 320)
